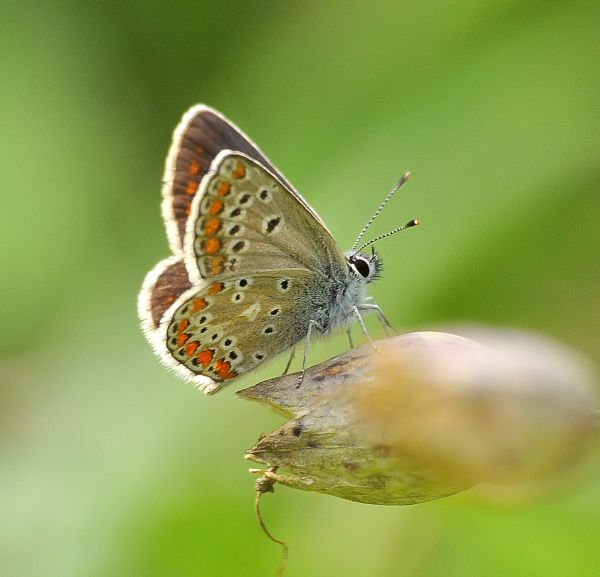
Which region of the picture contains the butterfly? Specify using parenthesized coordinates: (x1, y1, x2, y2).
(138, 105, 418, 394)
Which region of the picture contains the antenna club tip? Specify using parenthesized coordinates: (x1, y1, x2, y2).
(403, 218, 420, 228)
(400, 171, 411, 184)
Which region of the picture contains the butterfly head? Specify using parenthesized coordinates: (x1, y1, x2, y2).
(346, 248, 382, 284)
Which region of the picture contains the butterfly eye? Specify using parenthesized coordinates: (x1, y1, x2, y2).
(352, 257, 371, 278)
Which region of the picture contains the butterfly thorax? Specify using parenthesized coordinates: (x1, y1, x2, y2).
(314, 250, 381, 334)
(319, 271, 369, 334)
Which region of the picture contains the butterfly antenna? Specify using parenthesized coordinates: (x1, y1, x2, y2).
(354, 218, 420, 254)
(351, 171, 412, 253)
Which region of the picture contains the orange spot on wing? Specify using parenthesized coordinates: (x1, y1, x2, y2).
(207, 282, 224, 294)
(188, 160, 201, 176)
(164, 295, 175, 306)
(185, 341, 199, 356)
(232, 162, 246, 179)
(215, 359, 236, 379)
(209, 256, 224, 275)
(191, 298, 208, 312)
(207, 199, 224, 215)
(216, 181, 231, 196)
(203, 237, 221, 254)
(177, 319, 189, 333)
(204, 218, 221, 236)
(195, 146, 205, 155)
(186, 180, 198, 195)
(177, 332, 189, 346)
(197, 349, 214, 367)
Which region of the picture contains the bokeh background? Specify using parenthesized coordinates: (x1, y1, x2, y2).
(2, 1, 599, 576)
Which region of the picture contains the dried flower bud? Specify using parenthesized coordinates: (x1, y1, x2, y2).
(241, 331, 598, 505)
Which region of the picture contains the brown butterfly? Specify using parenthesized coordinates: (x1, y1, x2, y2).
(138, 106, 418, 394)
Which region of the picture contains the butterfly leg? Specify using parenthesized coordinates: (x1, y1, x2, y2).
(352, 306, 377, 349)
(358, 303, 398, 335)
(296, 319, 323, 388)
(282, 347, 296, 376)
(346, 328, 354, 349)
(362, 296, 391, 334)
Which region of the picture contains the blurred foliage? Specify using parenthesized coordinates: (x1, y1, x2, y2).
(1, 1, 599, 576)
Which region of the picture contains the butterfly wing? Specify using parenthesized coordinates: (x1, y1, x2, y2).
(140, 109, 348, 394)
(165, 271, 318, 389)
(141, 107, 274, 348)
(184, 151, 346, 282)
(162, 104, 331, 253)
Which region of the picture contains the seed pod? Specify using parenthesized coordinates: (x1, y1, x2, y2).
(240, 331, 598, 505)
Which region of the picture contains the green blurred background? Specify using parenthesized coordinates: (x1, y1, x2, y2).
(2, 1, 599, 576)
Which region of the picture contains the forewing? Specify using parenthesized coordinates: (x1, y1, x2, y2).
(185, 152, 347, 281)
(163, 105, 295, 252)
